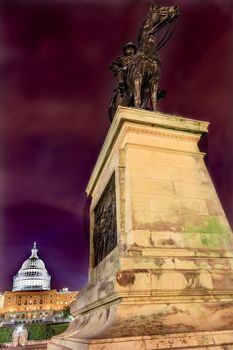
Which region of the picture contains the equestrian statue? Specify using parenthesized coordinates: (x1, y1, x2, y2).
(108, 4, 180, 122)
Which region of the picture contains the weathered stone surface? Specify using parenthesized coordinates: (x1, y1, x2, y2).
(48, 107, 233, 350)
(49, 329, 233, 350)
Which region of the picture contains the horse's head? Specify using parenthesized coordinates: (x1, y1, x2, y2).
(137, 4, 179, 53)
(148, 5, 180, 33)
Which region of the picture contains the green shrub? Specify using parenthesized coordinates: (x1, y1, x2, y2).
(0, 327, 14, 343)
(27, 324, 54, 340)
(0, 322, 69, 343)
(50, 323, 69, 335)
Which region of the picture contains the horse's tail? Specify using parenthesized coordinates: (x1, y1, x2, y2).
(108, 89, 118, 122)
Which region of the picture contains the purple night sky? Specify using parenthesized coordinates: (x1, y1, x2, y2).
(0, 0, 232, 292)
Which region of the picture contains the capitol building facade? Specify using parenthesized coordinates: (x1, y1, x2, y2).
(1, 243, 78, 324)
(12, 242, 51, 292)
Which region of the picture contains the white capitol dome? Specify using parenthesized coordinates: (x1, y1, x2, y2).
(12, 242, 51, 291)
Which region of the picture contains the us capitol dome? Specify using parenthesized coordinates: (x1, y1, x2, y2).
(12, 242, 51, 291)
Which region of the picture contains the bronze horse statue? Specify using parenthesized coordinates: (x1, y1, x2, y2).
(109, 5, 180, 121)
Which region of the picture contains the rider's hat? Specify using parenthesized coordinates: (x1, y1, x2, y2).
(123, 42, 137, 53)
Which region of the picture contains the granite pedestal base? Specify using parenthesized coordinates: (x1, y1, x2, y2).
(50, 330, 233, 350)
(48, 107, 233, 350)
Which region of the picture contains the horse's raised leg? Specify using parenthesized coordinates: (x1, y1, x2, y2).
(150, 77, 159, 111)
(134, 77, 142, 108)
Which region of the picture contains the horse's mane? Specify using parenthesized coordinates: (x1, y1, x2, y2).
(137, 13, 152, 47)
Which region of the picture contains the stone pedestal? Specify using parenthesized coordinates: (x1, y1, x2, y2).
(48, 107, 233, 350)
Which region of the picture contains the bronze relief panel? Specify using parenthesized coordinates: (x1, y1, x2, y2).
(93, 174, 117, 267)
